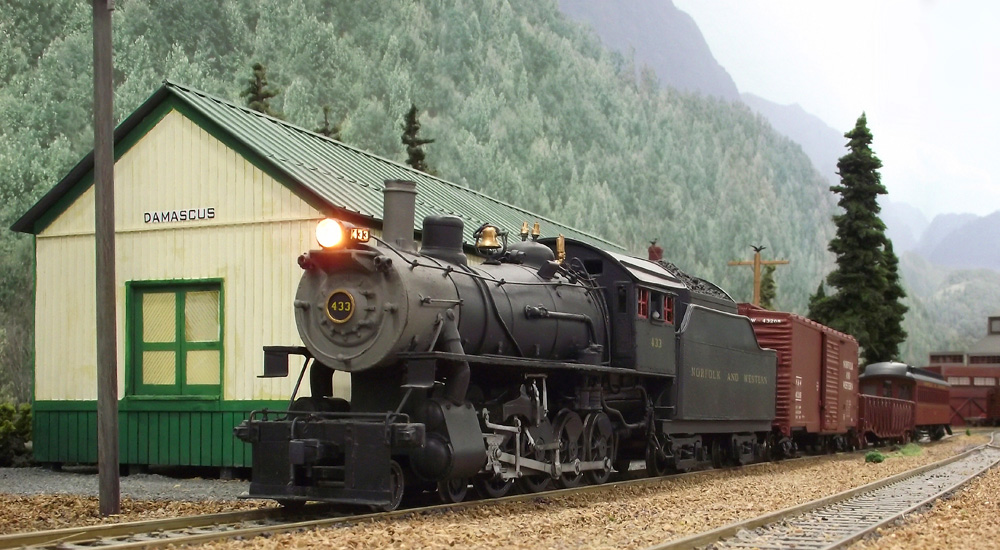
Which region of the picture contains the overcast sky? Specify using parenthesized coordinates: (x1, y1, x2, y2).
(672, 0, 1000, 220)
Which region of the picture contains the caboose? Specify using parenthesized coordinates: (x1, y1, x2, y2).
(859, 362, 951, 441)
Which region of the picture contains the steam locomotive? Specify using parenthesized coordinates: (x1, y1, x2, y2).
(234, 179, 776, 510)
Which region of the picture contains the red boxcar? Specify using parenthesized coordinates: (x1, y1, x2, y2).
(739, 305, 859, 453)
(859, 362, 951, 440)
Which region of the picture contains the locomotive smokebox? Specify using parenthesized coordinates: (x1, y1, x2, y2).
(420, 216, 467, 266)
(382, 179, 417, 252)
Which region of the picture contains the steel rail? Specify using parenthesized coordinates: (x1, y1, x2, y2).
(0, 439, 950, 550)
(644, 433, 1000, 550)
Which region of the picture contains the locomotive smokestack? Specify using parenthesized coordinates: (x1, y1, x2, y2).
(382, 179, 417, 252)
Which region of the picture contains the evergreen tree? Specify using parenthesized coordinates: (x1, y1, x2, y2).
(315, 105, 341, 140)
(876, 241, 908, 359)
(811, 113, 905, 364)
(240, 62, 283, 119)
(759, 264, 776, 310)
(400, 103, 434, 173)
(807, 282, 827, 321)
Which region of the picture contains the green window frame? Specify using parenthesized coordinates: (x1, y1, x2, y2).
(128, 280, 224, 397)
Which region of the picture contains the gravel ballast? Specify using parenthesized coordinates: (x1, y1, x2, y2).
(0, 434, 993, 548)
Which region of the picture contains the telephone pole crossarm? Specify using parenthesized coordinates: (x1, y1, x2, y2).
(727, 248, 790, 307)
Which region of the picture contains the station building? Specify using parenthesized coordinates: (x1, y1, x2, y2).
(925, 316, 1000, 425)
(11, 80, 620, 470)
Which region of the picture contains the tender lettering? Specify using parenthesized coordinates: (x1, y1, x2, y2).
(690, 367, 721, 380)
(743, 374, 768, 385)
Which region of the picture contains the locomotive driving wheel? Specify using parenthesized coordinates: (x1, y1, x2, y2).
(474, 427, 517, 499)
(583, 412, 613, 485)
(516, 418, 552, 493)
(473, 475, 513, 499)
(554, 410, 585, 489)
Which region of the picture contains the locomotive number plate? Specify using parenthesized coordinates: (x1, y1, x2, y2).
(325, 290, 356, 324)
(350, 227, 370, 242)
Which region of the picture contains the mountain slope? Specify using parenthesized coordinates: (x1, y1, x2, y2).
(922, 212, 1000, 271)
(740, 93, 844, 186)
(1, 0, 838, 314)
(556, 0, 740, 101)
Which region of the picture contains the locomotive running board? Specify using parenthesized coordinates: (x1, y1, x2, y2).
(396, 351, 673, 378)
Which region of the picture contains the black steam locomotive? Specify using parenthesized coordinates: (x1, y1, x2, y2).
(235, 180, 776, 510)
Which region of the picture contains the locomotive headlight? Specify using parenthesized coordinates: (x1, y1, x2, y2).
(316, 219, 371, 248)
(316, 218, 346, 248)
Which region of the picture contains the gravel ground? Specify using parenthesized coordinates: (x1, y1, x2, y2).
(0, 434, 993, 548)
(0, 466, 250, 501)
(0, 466, 268, 535)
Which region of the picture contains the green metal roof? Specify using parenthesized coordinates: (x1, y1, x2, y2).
(13, 80, 623, 252)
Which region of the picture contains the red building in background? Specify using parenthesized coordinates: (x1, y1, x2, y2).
(925, 316, 1000, 425)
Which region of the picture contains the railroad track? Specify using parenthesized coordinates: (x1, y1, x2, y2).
(647, 434, 1000, 550)
(0, 446, 861, 550)
(0, 439, 956, 550)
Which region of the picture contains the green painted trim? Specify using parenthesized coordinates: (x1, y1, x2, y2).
(127, 279, 224, 399)
(32, 400, 287, 412)
(31, 234, 37, 405)
(32, 399, 288, 466)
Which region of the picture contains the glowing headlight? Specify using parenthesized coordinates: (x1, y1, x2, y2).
(316, 218, 345, 248)
(316, 219, 371, 248)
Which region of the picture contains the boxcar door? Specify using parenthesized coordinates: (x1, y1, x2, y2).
(821, 335, 841, 432)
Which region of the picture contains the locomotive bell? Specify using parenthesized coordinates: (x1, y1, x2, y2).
(475, 225, 502, 252)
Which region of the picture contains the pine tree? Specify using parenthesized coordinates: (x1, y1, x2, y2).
(759, 264, 776, 310)
(807, 282, 827, 321)
(240, 62, 283, 119)
(811, 113, 906, 364)
(401, 103, 434, 173)
(315, 105, 341, 140)
(876, 241, 908, 359)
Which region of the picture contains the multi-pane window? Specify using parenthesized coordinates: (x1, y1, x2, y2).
(648, 292, 676, 325)
(132, 283, 222, 396)
(948, 376, 971, 386)
(974, 377, 997, 386)
(636, 288, 649, 319)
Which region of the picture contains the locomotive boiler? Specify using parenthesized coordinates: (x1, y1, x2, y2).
(235, 179, 777, 510)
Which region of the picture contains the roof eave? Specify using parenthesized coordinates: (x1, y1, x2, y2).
(10, 83, 174, 235)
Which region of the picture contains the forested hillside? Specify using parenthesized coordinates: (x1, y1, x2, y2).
(1, 0, 843, 400)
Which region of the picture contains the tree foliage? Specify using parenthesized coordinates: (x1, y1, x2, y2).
(759, 264, 776, 310)
(10, 0, 968, 393)
(401, 103, 434, 173)
(240, 62, 283, 118)
(809, 114, 907, 364)
(315, 105, 342, 141)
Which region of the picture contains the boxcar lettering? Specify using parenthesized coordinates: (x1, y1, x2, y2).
(727, 372, 740, 382)
(743, 374, 768, 385)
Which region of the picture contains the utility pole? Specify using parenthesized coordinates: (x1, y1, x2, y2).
(93, 0, 120, 516)
(728, 245, 789, 307)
